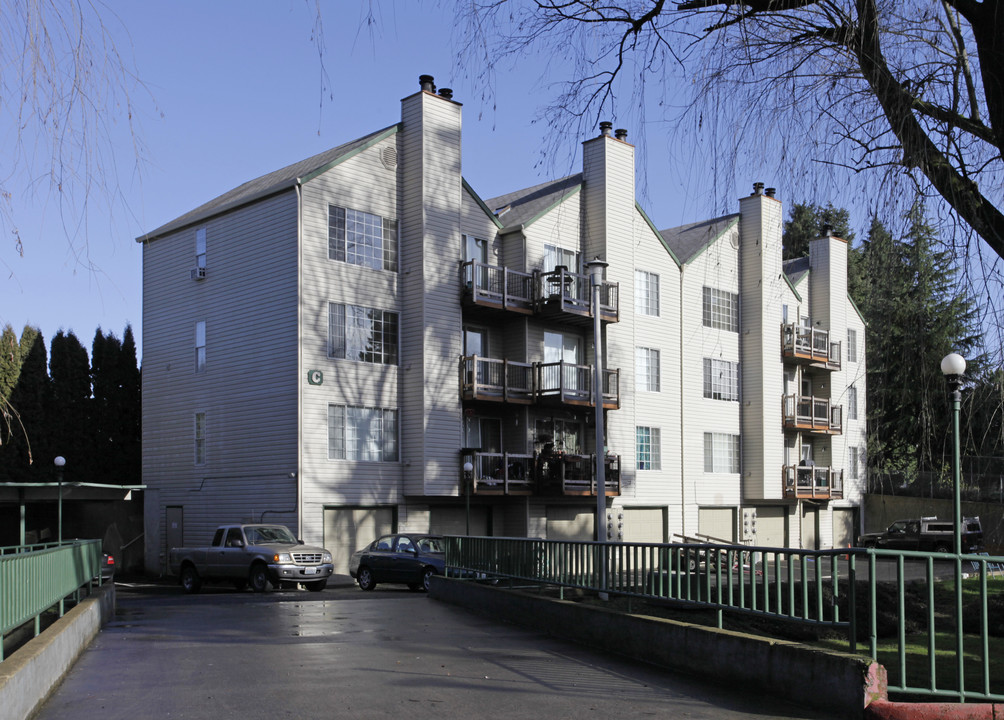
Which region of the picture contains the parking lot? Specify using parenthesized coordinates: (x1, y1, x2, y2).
(32, 579, 841, 720)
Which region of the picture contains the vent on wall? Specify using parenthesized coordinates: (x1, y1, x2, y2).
(381, 146, 398, 170)
(191, 267, 207, 280)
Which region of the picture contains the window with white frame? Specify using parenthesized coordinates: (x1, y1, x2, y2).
(328, 205, 398, 272)
(543, 243, 580, 273)
(636, 347, 660, 392)
(704, 433, 740, 473)
(464, 234, 488, 264)
(849, 446, 860, 479)
(702, 287, 739, 332)
(328, 405, 399, 461)
(194, 412, 206, 465)
(636, 426, 661, 470)
(847, 385, 858, 420)
(195, 321, 206, 372)
(847, 328, 857, 362)
(328, 303, 399, 365)
(635, 270, 660, 316)
(703, 358, 740, 401)
(195, 227, 207, 270)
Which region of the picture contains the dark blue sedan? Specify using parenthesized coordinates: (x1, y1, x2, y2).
(349, 534, 445, 592)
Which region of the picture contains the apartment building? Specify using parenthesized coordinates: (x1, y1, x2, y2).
(139, 76, 866, 574)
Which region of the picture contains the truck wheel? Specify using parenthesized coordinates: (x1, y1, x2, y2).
(357, 566, 377, 591)
(181, 565, 202, 594)
(249, 563, 271, 593)
(935, 543, 950, 553)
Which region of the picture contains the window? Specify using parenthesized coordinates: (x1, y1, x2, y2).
(328, 405, 399, 461)
(703, 358, 740, 401)
(328, 303, 399, 365)
(543, 243, 580, 273)
(847, 329, 857, 362)
(464, 235, 488, 264)
(195, 227, 206, 269)
(328, 205, 398, 272)
(704, 433, 740, 473)
(194, 412, 206, 465)
(636, 347, 660, 392)
(702, 287, 739, 332)
(195, 321, 206, 372)
(636, 426, 661, 470)
(847, 385, 858, 420)
(635, 270, 660, 316)
(849, 446, 860, 479)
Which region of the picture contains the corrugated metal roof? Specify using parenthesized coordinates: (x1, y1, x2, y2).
(659, 214, 739, 264)
(486, 174, 583, 230)
(137, 124, 399, 242)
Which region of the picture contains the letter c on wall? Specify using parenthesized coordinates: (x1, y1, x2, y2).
(307, 369, 323, 385)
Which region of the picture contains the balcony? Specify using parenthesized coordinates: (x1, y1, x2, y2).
(782, 394, 842, 435)
(538, 266, 619, 327)
(783, 465, 844, 500)
(781, 323, 841, 370)
(461, 450, 621, 497)
(460, 357, 620, 409)
(461, 261, 535, 315)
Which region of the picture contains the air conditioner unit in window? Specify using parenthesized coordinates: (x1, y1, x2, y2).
(191, 267, 207, 280)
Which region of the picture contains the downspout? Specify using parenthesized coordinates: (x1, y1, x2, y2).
(737, 227, 744, 545)
(295, 182, 304, 540)
(678, 264, 687, 539)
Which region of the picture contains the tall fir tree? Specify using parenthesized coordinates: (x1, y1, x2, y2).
(49, 331, 93, 484)
(782, 203, 855, 260)
(0, 324, 22, 445)
(118, 325, 141, 482)
(0, 327, 50, 481)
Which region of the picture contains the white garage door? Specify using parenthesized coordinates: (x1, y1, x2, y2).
(698, 507, 736, 543)
(323, 507, 395, 575)
(430, 506, 489, 536)
(832, 508, 856, 550)
(546, 506, 595, 541)
(623, 508, 666, 543)
(755, 506, 787, 548)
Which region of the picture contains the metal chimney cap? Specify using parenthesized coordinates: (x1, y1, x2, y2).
(419, 75, 436, 93)
(599, 121, 613, 136)
(615, 128, 628, 140)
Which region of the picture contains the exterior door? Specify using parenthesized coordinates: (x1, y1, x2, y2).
(801, 505, 819, 550)
(166, 506, 184, 558)
(544, 331, 582, 394)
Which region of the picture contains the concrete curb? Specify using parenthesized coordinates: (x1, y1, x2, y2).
(430, 577, 885, 719)
(865, 700, 1004, 719)
(0, 583, 115, 720)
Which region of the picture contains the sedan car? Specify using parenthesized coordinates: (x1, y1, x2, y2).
(349, 534, 445, 592)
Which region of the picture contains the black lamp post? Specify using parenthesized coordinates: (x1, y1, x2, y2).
(54, 456, 66, 543)
(940, 351, 966, 698)
(463, 461, 474, 536)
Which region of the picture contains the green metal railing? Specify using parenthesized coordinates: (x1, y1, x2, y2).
(0, 539, 103, 661)
(443, 536, 1004, 703)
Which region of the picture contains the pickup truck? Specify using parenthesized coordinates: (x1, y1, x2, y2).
(857, 516, 984, 553)
(169, 524, 334, 593)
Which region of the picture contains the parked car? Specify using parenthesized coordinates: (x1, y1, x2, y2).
(857, 516, 984, 553)
(349, 534, 445, 592)
(101, 553, 115, 581)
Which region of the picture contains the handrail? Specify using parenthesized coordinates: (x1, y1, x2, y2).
(0, 539, 103, 661)
(443, 537, 1004, 703)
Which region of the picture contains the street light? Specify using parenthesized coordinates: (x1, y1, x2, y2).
(54, 456, 66, 543)
(940, 351, 966, 698)
(586, 258, 608, 544)
(463, 461, 474, 536)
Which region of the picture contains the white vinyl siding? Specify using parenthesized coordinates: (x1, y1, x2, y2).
(328, 405, 399, 462)
(703, 358, 739, 401)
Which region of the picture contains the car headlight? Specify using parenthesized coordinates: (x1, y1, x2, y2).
(274, 553, 292, 563)
(322, 553, 332, 563)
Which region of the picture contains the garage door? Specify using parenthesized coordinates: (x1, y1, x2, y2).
(698, 507, 736, 543)
(755, 506, 787, 548)
(832, 508, 856, 550)
(546, 506, 595, 541)
(323, 507, 395, 575)
(622, 508, 666, 543)
(430, 506, 489, 536)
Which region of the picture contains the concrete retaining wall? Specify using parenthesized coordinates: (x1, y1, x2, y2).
(0, 583, 115, 720)
(431, 577, 886, 719)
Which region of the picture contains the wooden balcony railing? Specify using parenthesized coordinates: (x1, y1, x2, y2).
(539, 266, 619, 325)
(781, 323, 841, 369)
(782, 394, 842, 434)
(461, 260, 535, 314)
(461, 357, 620, 409)
(461, 450, 621, 497)
(460, 356, 534, 403)
(783, 465, 844, 499)
(536, 361, 620, 409)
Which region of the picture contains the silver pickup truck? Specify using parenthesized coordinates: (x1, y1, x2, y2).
(169, 524, 334, 593)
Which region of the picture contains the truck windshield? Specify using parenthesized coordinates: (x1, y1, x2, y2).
(245, 526, 297, 545)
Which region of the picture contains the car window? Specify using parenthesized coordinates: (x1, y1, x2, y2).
(225, 528, 243, 547)
(417, 537, 443, 553)
(375, 536, 394, 551)
(396, 537, 415, 554)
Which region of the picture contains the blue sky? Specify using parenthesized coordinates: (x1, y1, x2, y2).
(0, 1, 832, 358)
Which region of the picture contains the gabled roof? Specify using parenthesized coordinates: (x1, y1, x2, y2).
(659, 214, 739, 265)
(485, 174, 582, 231)
(138, 124, 400, 242)
(783, 256, 811, 286)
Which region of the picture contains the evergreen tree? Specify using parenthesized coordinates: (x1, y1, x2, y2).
(0, 327, 50, 480)
(49, 331, 92, 483)
(782, 203, 855, 260)
(0, 324, 21, 445)
(118, 325, 141, 483)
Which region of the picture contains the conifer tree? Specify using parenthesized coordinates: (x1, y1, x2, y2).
(49, 331, 92, 483)
(782, 203, 854, 260)
(0, 327, 49, 480)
